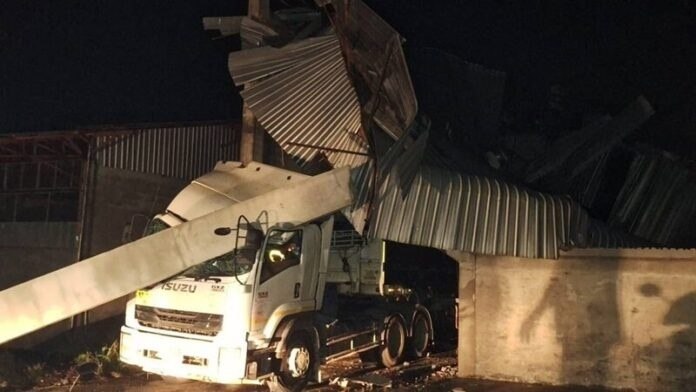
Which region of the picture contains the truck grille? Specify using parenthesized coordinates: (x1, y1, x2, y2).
(135, 305, 223, 336)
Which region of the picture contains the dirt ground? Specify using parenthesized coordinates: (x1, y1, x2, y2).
(32, 351, 628, 392)
(0, 318, 626, 392)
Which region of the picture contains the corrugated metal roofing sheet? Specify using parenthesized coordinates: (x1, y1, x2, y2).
(228, 35, 337, 86)
(344, 128, 428, 234)
(95, 123, 237, 180)
(365, 157, 653, 259)
(525, 96, 654, 184)
(609, 150, 696, 247)
(369, 164, 588, 259)
(238, 35, 369, 169)
(328, 0, 417, 140)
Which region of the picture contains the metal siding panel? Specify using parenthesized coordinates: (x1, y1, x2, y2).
(458, 176, 473, 251)
(444, 174, 463, 250)
(94, 123, 237, 180)
(468, 177, 482, 253)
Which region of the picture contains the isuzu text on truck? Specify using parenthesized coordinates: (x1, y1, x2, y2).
(119, 161, 434, 391)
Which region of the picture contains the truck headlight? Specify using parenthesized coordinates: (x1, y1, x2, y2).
(218, 347, 242, 372)
(119, 332, 133, 361)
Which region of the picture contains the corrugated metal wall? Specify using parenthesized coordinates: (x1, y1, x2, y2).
(95, 123, 238, 179)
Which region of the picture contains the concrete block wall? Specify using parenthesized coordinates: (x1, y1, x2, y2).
(457, 248, 696, 391)
(0, 222, 77, 290)
(2, 167, 188, 348)
(81, 167, 187, 325)
(84, 166, 187, 257)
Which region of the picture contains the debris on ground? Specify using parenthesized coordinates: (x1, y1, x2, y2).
(329, 373, 392, 389)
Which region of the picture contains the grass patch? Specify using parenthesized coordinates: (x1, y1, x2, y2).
(74, 340, 124, 378)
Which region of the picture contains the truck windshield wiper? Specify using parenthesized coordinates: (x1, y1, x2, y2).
(195, 275, 222, 283)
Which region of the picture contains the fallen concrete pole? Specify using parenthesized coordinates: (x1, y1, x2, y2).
(0, 166, 352, 345)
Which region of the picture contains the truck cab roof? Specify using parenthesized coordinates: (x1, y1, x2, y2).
(166, 161, 308, 221)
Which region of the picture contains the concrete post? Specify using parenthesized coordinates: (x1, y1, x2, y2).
(240, 0, 270, 165)
(447, 250, 476, 377)
(240, 103, 257, 165)
(247, 0, 270, 20)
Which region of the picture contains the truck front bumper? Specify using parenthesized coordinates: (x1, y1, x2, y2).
(119, 326, 258, 385)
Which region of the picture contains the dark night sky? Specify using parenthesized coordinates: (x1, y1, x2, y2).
(0, 1, 245, 132)
(1, 1, 695, 157)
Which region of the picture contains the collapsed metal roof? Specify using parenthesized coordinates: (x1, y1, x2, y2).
(231, 34, 368, 168)
(228, 35, 337, 85)
(370, 162, 645, 258)
(217, 0, 650, 258)
(525, 96, 655, 184)
(372, 164, 579, 258)
(327, 0, 418, 140)
(609, 149, 696, 247)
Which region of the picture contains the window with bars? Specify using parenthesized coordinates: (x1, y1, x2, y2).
(0, 160, 82, 222)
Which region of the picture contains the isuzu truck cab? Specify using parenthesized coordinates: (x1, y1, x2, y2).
(119, 161, 433, 391)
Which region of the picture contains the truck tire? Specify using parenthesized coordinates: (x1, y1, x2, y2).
(268, 332, 316, 392)
(379, 316, 406, 368)
(408, 311, 431, 359)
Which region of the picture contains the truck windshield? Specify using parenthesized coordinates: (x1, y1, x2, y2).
(146, 217, 261, 279)
(183, 249, 255, 279)
(183, 228, 262, 279)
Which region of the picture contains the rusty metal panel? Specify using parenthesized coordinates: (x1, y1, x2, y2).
(95, 123, 237, 180)
(238, 35, 369, 169)
(328, 0, 418, 140)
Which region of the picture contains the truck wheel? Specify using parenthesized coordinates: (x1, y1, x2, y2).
(379, 316, 406, 368)
(408, 311, 431, 359)
(269, 332, 315, 392)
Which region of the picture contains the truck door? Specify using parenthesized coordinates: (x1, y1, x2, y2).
(250, 225, 321, 337)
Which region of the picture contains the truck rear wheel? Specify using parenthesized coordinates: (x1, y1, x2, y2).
(268, 332, 315, 392)
(379, 316, 406, 368)
(408, 311, 431, 359)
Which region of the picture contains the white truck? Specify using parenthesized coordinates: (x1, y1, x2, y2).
(119, 161, 433, 391)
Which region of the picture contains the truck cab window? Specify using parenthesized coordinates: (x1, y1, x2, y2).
(183, 228, 263, 279)
(260, 230, 302, 284)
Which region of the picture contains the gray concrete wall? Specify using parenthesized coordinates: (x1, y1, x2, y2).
(2, 168, 187, 348)
(80, 167, 187, 327)
(0, 222, 77, 290)
(84, 166, 187, 257)
(467, 248, 696, 391)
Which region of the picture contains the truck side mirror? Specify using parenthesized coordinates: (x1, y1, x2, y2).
(214, 227, 232, 236)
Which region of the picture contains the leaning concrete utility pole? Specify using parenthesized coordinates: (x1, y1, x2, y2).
(0, 165, 352, 345)
(239, 0, 270, 165)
